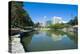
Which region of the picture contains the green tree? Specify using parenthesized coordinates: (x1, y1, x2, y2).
(34, 22, 40, 27)
(10, 1, 34, 28)
(49, 23, 65, 29)
(67, 16, 78, 26)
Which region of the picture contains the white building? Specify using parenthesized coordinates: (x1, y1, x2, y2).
(41, 22, 46, 27)
(52, 16, 63, 24)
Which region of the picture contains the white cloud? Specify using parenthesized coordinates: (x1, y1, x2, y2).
(62, 21, 68, 23)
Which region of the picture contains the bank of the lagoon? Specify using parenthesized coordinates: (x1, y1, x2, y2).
(10, 34, 24, 53)
(10, 27, 77, 53)
(9, 28, 35, 53)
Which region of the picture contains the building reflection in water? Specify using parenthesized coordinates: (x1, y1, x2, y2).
(20, 30, 78, 52)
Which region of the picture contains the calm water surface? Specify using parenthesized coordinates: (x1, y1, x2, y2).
(20, 30, 78, 52)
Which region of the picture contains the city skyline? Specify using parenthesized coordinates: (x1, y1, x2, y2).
(23, 2, 78, 24)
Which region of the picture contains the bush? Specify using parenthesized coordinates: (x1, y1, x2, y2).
(49, 23, 65, 29)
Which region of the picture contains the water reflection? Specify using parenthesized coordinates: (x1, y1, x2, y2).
(46, 30, 66, 41)
(20, 30, 78, 52)
(20, 31, 39, 52)
(46, 30, 77, 42)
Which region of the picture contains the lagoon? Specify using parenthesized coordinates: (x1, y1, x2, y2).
(20, 30, 78, 52)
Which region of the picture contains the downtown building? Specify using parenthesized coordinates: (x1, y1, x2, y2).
(52, 16, 63, 24)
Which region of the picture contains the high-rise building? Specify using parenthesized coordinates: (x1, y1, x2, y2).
(52, 16, 63, 24)
(46, 20, 52, 26)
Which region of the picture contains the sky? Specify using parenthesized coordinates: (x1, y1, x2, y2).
(23, 2, 78, 24)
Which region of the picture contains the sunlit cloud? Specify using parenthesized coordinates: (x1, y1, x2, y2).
(63, 21, 68, 23)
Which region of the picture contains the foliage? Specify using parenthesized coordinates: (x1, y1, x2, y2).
(48, 23, 65, 29)
(34, 22, 40, 27)
(67, 16, 78, 25)
(47, 16, 78, 29)
(10, 1, 34, 28)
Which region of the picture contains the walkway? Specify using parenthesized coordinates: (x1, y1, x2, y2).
(10, 34, 25, 53)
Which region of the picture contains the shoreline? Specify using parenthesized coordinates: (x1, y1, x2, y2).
(9, 34, 25, 53)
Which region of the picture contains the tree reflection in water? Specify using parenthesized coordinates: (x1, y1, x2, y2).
(20, 31, 39, 52)
(46, 30, 77, 42)
(20, 30, 78, 52)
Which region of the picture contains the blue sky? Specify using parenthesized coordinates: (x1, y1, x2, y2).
(23, 2, 78, 23)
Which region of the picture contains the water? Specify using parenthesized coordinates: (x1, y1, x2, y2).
(20, 30, 78, 52)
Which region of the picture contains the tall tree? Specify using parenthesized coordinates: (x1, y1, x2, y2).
(10, 1, 34, 28)
(67, 16, 78, 26)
